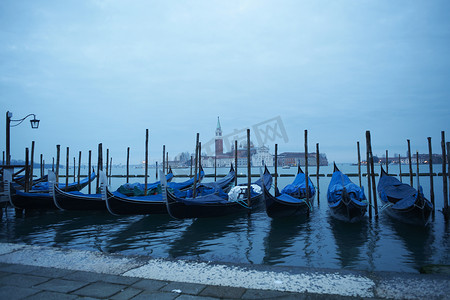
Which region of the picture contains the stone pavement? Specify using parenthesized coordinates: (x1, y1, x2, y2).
(0, 243, 449, 299)
(0, 262, 360, 300)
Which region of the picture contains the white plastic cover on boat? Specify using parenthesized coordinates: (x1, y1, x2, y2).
(228, 184, 261, 201)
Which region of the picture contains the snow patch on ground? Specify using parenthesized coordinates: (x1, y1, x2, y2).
(0, 243, 142, 275)
(123, 259, 375, 297)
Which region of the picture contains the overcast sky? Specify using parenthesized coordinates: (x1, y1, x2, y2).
(1, 0, 449, 165)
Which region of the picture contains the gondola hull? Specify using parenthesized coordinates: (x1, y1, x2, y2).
(328, 197, 367, 223)
(327, 164, 367, 222)
(380, 195, 433, 226)
(52, 184, 104, 211)
(8, 183, 56, 210)
(165, 191, 262, 219)
(105, 189, 167, 215)
(377, 167, 433, 226)
(264, 186, 312, 218)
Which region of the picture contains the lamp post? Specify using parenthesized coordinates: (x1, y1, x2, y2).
(5, 111, 40, 165)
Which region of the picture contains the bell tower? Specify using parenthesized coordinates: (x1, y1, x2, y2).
(215, 117, 223, 156)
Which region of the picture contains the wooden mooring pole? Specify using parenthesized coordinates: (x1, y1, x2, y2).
(234, 140, 238, 187)
(416, 151, 420, 191)
(275, 144, 278, 192)
(399, 154, 402, 183)
(357, 141, 362, 187)
(40, 154, 43, 178)
(96, 143, 102, 192)
(442, 131, 448, 216)
(29, 141, 35, 188)
(247, 129, 251, 208)
(198, 143, 202, 171)
(192, 133, 199, 198)
(109, 157, 112, 186)
(77, 151, 81, 186)
(304, 130, 310, 202)
(368, 136, 378, 219)
(427, 137, 434, 216)
(385, 150, 388, 174)
(126, 147, 130, 183)
(190, 156, 193, 177)
(214, 155, 217, 182)
(316, 143, 320, 201)
(162, 145, 166, 175)
(106, 149, 109, 184)
(145, 129, 149, 196)
(24, 148, 29, 192)
(365, 131, 372, 219)
(88, 150, 92, 194)
(65, 147, 69, 191)
(73, 156, 76, 182)
(56, 145, 60, 187)
(447, 141, 450, 214)
(407, 139, 413, 186)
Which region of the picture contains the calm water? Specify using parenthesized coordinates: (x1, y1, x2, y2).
(1, 164, 449, 273)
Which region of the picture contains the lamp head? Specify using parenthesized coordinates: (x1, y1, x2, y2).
(30, 117, 40, 129)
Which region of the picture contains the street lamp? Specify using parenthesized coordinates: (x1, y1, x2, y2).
(5, 111, 40, 165)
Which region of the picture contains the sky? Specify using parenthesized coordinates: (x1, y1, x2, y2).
(1, 0, 449, 165)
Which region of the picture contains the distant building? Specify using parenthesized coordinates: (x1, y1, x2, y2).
(173, 119, 328, 168)
(215, 117, 223, 156)
(277, 152, 328, 167)
(252, 145, 273, 167)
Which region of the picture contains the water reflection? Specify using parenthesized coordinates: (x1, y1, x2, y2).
(382, 216, 433, 271)
(0, 209, 70, 246)
(263, 215, 309, 265)
(105, 215, 187, 255)
(168, 214, 245, 260)
(328, 214, 369, 269)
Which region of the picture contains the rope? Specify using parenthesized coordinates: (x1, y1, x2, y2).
(229, 198, 250, 209)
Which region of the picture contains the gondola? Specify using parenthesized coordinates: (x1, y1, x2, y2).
(52, 184, 105, 211)
(115, 167, 174, 196)
(52, 170, 175, 211)
(263, 166, 314, 218)
(327, 163, 367, 222)
(31, 171, 96, 193)
(166, 165, 205, 191)
(163, 166, 272, 219)
(104, 165, 218, 215)
(5, 170, 96, 210)
(377, 166, 432, 225)
(195, 164, 236, 193)
(12, 174, 49, 189)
